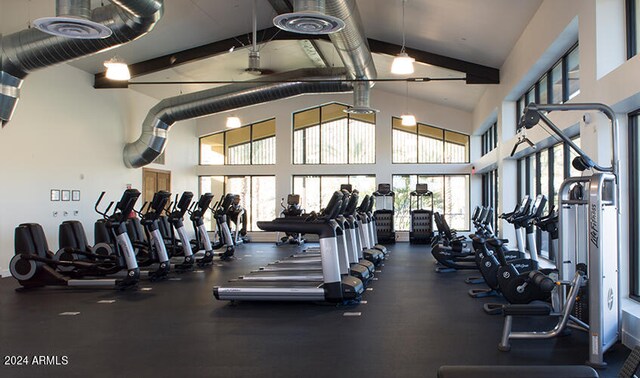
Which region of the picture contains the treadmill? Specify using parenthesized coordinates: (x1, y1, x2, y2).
(356, 195, 385, 265)
(240, 190, 373, 283)
(213, 192, 364, 303)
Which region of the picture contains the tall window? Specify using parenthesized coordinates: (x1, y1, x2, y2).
(481, 122, 498, 156)
(200, 119, 276, 165)
(481, 169, 499, 233)
(199, 175, 276, 231)
(392, 175, 470, 232)
(293, 103, 375, 165)
(392, 118, 469, 163)
(292, 175, 376, 213)
(516, 43, 580, 122)
(628, 109, 640, 300)
(628, 0, 639, 58)
(516, 137, 580, 259)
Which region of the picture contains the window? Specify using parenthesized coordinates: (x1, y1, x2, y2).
(392, 118, 470, 163)
(629, 109, 640, 299)
(392, 174, 470, 232)
(200, 119, 276, 165)
(481, 122, 498, 156)
(292, 175, 376, 213)
(293, 103, 375, 165)
(516, 137, 580, 259)
(539, 74, 549, 105)
(199, 175, 276, 231)
(566, 45, 580, 100)
(516, 43, 580, 122)
(550, 62, 564, 104)
(481, 169, 499, 233)
(628, 0, 639, 58)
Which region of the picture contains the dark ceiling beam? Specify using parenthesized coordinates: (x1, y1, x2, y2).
(267, 0, 293, 14)
(94, 32, 499, 88)
(94, 26, 322, 88)
(367, 38, 499, 84)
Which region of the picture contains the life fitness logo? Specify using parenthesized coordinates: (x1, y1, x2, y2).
(589, 204, 599, 248)
(608, 288, 614, 310)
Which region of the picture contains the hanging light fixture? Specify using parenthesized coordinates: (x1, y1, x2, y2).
(103, 56, 131, 81)
(391, 0, 415, 75)
(226, 116, 242, 129)
(401, 114, 416, 126)
(401, 80, 416, 126)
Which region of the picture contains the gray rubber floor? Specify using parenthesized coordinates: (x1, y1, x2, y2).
(0, 242, 630, 377)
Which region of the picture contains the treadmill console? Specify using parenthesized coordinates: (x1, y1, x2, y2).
(376, 183, 391, 195)
(415, 183, 429, 195)
(287, 194, 300, 205)
(340, 184, 353, 193)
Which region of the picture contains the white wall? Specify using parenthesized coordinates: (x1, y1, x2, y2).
(470, 0, 640, 348)
(196, 87, 478, 241)
(0, 64, 197, 276)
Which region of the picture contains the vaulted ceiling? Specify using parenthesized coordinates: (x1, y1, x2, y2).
(1, 0, 543, 112)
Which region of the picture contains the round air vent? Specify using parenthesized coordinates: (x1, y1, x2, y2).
(273, 12, 345, 35)
(344, 106, 378, 115)
(33, 16, 112, 39)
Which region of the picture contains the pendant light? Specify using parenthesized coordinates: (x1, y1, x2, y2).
(103, 56, 131, 81)
(391, 0, 415, 75)
(226, 116, 242, 129)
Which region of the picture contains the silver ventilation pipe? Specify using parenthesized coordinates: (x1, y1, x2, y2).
(346, 80, 377, 114)
(57, 0, 92, 19)
(123, 68, 351, 168)
(0, 0, 164, 126)
(325, 0, 377, 114)
(125, 0, 375, 167)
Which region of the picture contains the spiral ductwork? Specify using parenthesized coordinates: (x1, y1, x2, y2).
(0, 0, 164, 126)
(124, 68, 351, 168)
(325, 0, 377, 82)
(326, 0, 376, 113)
(124, 0, 376, 168)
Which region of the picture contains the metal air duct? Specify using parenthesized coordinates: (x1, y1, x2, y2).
(325, 0, 377, 114)
(33, 0, 113, 39)
(0, 0, 164, 126)
(273, 0, 345, 35)
(124, 0, 375, 167)
(123, 68, 351, 168)
(345, 80, 377, 114)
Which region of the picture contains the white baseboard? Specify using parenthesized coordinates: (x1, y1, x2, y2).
(1, 269, 9, 278)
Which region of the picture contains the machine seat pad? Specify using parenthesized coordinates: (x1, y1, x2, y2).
(502, 303, 551, 316)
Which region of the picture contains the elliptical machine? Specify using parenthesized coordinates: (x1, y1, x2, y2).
(409, 183, 434, 244)
(372, 184, 395, 244)
(227, 194, 250, 244)
(164, 191, 197, 271)
(10, 190, 142, 290)
(189, 192, 234, 265)
(276, 194, 305, 246)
